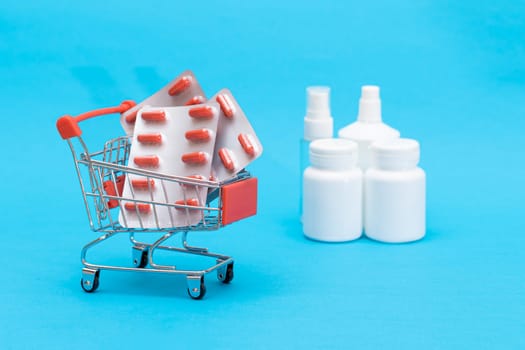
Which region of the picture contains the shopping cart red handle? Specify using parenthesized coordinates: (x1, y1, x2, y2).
(56, 100, 136, 139)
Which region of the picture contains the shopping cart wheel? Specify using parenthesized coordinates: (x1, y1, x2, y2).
(217, 262, 234, 284)
(80, 268, 100, 293)
(132, 246, 148, 268)
(187, 275, 206, 300)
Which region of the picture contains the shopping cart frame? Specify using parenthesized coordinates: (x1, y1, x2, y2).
(57, 101, 257, 299)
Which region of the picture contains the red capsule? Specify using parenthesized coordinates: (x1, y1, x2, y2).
(185, 129, 212, 143)
(238, 133, 257, 157)
(141, 110, 166, 122)
(134, 155, 160, 168)
(184, 95, 206, 106)
(125, 110, 138, 124)
(137, 133, 162, 145)
(218, 148, 235, 171)
(131, 179, 155, 190)
(188, 106, 215, 119)
(187, 174, 206, 181)
(168, 76, 192, 96)
(124, 202, 151, 214)
(181, 152, 208, 165)
(175, 198, 200, 210)
(216, 94, 234, 118)
(181, 174, 207, 188)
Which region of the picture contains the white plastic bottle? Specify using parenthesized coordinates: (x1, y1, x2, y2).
(300, 86, 333, 216)
(303, 138, 362, 242)
(338, 85, 400, 170)
(365, 138, 426, 243)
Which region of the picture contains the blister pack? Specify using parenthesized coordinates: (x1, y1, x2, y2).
(120, 70, 206, 135)
(210, 89, 263, 181)
(119, 102, 220, 228)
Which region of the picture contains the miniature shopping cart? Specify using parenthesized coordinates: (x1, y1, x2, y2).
(57, 101, 258, 299)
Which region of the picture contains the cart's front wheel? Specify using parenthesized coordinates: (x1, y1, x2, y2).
(187, 276, 206, 300)
(80, 269, 100, 293)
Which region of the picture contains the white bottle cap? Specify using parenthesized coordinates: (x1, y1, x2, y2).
(309, 138, 358, 170)
(358, 85, 382, 123)
(370, 138, 420, 170)
(304, 86, 334, 141)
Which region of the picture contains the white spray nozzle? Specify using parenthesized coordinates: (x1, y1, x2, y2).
(358, 85, 382, 123)
(304, 86, 333, 141)
(306, 86, 331, 119)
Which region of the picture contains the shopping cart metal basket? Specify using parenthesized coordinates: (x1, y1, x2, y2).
(57, 101, 258, 299)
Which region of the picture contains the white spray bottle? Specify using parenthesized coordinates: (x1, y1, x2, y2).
(300, 86, 333, 217)
(338, 85, 399, 170)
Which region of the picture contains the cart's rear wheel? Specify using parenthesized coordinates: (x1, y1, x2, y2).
(219, 263, 234, 284)
(136, 251, 148, 268)
(138, 252, 148, 268)
(187, 276, 206, 300)
(132, 246, 148, 268)
(80, 270, 100, 293)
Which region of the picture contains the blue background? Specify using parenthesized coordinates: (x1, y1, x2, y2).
(1, 0, 524, 348)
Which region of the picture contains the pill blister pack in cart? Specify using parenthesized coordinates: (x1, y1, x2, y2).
(120, 71, 263, 229)
(119, 103, 220, 228)
(211, 89, 263, 181)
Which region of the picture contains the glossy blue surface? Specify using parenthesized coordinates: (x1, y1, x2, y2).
(1, 1, 524, 348)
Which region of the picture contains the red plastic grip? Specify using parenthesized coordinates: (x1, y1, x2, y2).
(57, 115, 82, 139)
(57, 100, 136, 139)
(221, 177, 258, 225)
